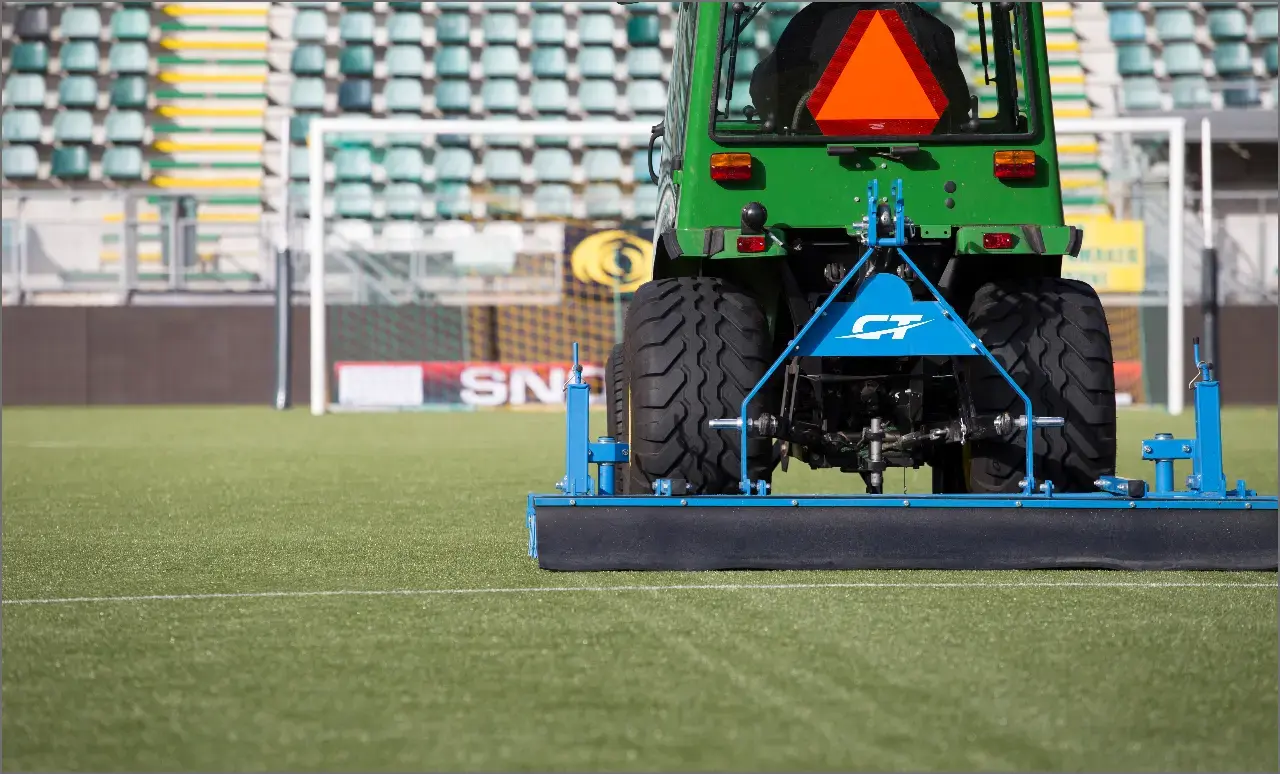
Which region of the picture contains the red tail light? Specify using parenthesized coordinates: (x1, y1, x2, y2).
(983, 232, 1015, 250)
(993, 150, 1036, 180)
(737, 235, 767, 253)
(710, 153, 753, 181)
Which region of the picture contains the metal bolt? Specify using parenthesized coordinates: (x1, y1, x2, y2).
(903, 500, 911, 507)
(1129, 502, 1137, 508)
(1015, 500, 1022, 508)
(1182, 445, 1192, 453)
(853, 196, 861, 202)
(942, 310, 951, 319)
(969, 343, 978, 350)
(569, 499, 577, 506)
(791, 499, 799, 507)
(1246, 503, 1253, 509)
(1142, 445, 1153, 454)
(880, 162, 887, 169)
(680, 499, 687, 506)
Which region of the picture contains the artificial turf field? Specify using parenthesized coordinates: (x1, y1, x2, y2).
(2, 406, 1276, 772)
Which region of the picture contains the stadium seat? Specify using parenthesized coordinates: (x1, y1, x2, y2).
(1170, 76, 1211, 108)
(288, 145, 310, 180)
(483, 149, 524, 183)
(389, 2, 422, 10)
(531, 13, 567, 45)
(1213, 42, 1253, 76)
(288, 182, 310, 216)
(291, 44, 326, 75)
(633, 184, 659, 217)
(1154, 8, 1196, 41)
(482, 46, 520, 79)
(1162, 42, 1204, 75)
(1108, 9, 1146, 42)
(532, 148, 572, 182)
(15, 6, 50, 40)
(578, 14, 616, 45)
(583, 149, 622, 181)
(1206, 8, 1248, 40)
(290, 114, 314, 144)
(338, 79, 373, 112)
(388, 13, 423, 44)
(434, 80, 472, 113)
(578, 47, 617, 79)
(1255, 6, 1279, 39)
(290, 78, 326, 111)
(1265, 43, 1279, 76)
(627, 80, 666, 113)
(384, 147, 424, 181)
(768, 11, 794, 43)
(10, 42, 49, 73)
(626, 15, 661, 46)
(61, 40, 101, 73)
(531, 47, 568, 78)
(109, 42, 149, 73)
(53, 110, 93, 144)
(385, 183, 424, 219)
(1222, 78, 1262, 107)
(51, 146, 90, 178)
(734, 46, 760, 79)
(334, 183, 374, 218)
(105, 110, 145, 144)
(1121, 77, 1163, 110)
(110, 8, 151, 40)
(103, 146, 144, 179)
(435, 182, 472, 218)
(60, 6, 102, 39)
(2, 145, 40, 179)
(340, 46, 375, 76)
(483, 13, 520, 44)
(339, 12, 375, 43)
(59, 75, 98, 108)
(626, 48, 664, 79)
(434, 46, 471, 78)
(384, 79, 423, 113)
(585, 184, 623, 218)
(5, 75, 46, 108)
(1115, 44, 1155, 75)
(387, 45, 425, 77)
(110, 77, 148, 108)
(334, 147, 373, 181)
(2, 110, 42, 144)
(435, 148, 474, 181)
(383, 220, 425, 251)
(633, 146, 660, 182)
(533, 184, 573, 217)
(292, 9, 328, 41)
(482, 80, 520, 112)
(531, 80, 570, 113)
(579, 81, 619, 113)
(340, 0, 374, 8)
(436, 13, 470, 44)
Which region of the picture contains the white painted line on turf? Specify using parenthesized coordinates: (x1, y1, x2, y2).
(2, 581, 1274, 606)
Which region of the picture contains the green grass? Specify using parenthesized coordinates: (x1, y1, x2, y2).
(3, 407, 1276, 772)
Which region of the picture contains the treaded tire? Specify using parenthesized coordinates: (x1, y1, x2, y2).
(604, 343, 632, 490)
(963, 277, 1117, 493)
(624, 277, 775, 495)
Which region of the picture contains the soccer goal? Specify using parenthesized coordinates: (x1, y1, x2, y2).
(297, 117, 657, 415)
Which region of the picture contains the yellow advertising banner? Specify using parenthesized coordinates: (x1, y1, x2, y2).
(1062, 217, 1146, 294)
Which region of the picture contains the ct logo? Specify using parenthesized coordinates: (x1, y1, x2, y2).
(839, 314, 932, 341)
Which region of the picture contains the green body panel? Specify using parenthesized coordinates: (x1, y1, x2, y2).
(659, 3, 1066, 263)
(954, 224, 1080, 256)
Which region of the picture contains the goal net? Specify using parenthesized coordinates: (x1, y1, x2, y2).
(299, 118, 655, 414)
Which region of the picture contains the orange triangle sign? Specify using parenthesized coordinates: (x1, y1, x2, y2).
(806, 10, 950, 136)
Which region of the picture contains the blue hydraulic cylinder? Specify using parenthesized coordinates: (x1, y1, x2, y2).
(1191, 346, 1226, 497)
(561, 343, 593, 497)
(1152, 432, 1175, 493)
(596, 437, 617, 496)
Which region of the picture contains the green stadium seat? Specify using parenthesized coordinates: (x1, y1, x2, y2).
(628, 3, 660, 13)
(434, 148, 474, 181)
(434, 80, 472, 113)
(110, 8, 151, 40)
(585, 184, 622, 218)
(340, 1, 374, 9)
(5, 75, 46, 108)
(291, 44, 326, 75)
(61, 40, 101, 73)
(482, 149, 523, 183)
(53, 110, 94, 143)
(110, 76, 148, 108)
(2, 110, 42, 143)
(109, 42, 150, 73)
(733, 46, 759, 78)
(633, 185, 659, 218)
(768, 12, 794, 43)
(578, 46, 617, 78)
(383, 147, 424, 181)
(334, 183, 374, 218)
(339, 46, 374, 76)
(1213, 42, 1253, 75)
(105, 110, 145, 143)
(384, 183, 424, 219)
(627, 48, 663, 78)
(290, 78, 326, 110)
(531, 47, 567, 78)
(1107, 9, 1146, 42)
(1265, 42, 1279, 75)
(482, 13, 519, 43)
(292, 9, 328, 41)
(339, 12, 374, 43)
(583, 149, 621, 181)
(1115, 44, 1155, 75)
(387, 45, 424, 78)
(482, 46, 520, 78)
(633, 146, 660, 182)
(1121, 77, 1162, 110)
(15, 6, 50, 40)
(531, 13, 567, 44)
(482, 80, 519, 112)
(290, 114, 314, 144)
(436, 13, 470, 44)
(533, 184, 572, 217)
(1222, 78, 1261, 107)
(1154, 9, 1195, 41)
(1162, 42, 1204, 75)
(59, 75, 98, 107)
(626, 15, 661, 46)
(51, 146, 90, 178)
(387, 13, 423, 43)
(60, 6, 102, 39)
(288, 145, 310, 180)
(579, 81, 619, 113)
(11, 42, 49, 73)
(531, 1, 565, 8)
(103, 146, 144, 179)
(1206, 8, 1248, 40)
(334, 147, 373, 181)
(1255, 6, 1278, 39)
(435, 46, 471, 78)
(531, 80, 569, 113)
(578, 14, 616, 45)
(384, 79, 423, 113)
(2, 146, 40, 179)
(627, 80, 666, 113)
(389, 2, 422, 10)
(1170, 76, 1210, 108)
(434, 182, 472, 218)
(338, 79, 373, 112)
(532, 148, 572, 182)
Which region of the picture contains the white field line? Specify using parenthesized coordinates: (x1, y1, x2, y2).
(2, 581, 1274, 606)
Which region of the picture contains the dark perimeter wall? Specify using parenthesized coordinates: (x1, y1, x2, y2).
(2, 305, 1277, 406)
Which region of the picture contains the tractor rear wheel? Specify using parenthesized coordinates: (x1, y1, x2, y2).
(623, 277, 776, 495)
(604, 343, 632, 489)
(959, 277, 1118, 494)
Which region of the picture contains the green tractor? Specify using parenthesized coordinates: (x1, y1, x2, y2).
(608, 1, 1117, 497)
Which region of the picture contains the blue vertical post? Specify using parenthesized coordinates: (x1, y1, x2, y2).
(562, 343, 593, 496)
(1191, 342, 1226, 496)
(1152, 433, 1175, 493)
